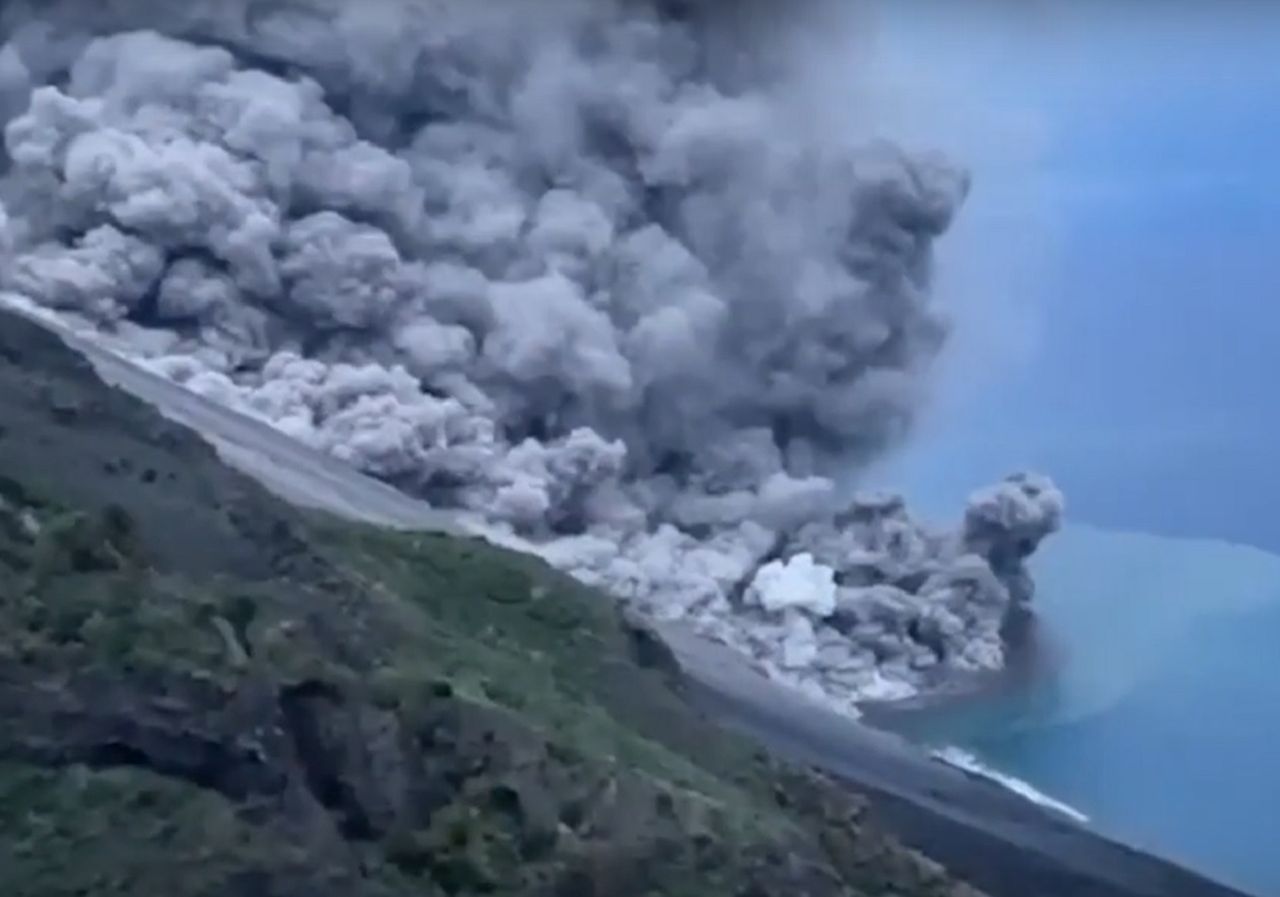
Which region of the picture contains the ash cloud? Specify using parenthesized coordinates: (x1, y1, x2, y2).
(0, 0, 1061, 711)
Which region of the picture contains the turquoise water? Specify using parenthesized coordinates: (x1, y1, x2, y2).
(894, 526, 1280, 896)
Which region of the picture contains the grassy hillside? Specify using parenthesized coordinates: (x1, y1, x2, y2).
(0, 310, 980, 897)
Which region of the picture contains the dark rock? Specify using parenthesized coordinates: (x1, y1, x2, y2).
(0, 663, 288, 802)
(621, 612, 682, 686)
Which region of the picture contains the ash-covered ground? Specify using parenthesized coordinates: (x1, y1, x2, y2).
(0, 0, 1061, 712)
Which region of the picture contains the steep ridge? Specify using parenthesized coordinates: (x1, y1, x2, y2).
(0, 307, 986, 896)
(0, 301, 1258, 897)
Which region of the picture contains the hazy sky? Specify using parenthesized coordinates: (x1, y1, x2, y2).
(862, 4, 1280, 547)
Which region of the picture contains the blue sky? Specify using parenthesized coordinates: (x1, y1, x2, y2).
(861, 5, 1280, 546)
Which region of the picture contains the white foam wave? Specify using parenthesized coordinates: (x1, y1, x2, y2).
(931, 746, 1089, 824)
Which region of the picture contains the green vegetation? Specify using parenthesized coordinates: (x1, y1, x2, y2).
(0, 310, 981, 897)
(0, 762, 352, 897)
(326, 525, 771, 815)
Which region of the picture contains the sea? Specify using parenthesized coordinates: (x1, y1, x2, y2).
(884, 525, 1280, 897)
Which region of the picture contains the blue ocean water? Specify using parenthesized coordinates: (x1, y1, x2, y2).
(893, 526, 1280, 896)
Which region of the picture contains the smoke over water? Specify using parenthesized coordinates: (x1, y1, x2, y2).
(0, 0, 1061, 712)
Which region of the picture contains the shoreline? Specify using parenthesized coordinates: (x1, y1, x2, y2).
(856, 603, 1067, 730)
(661, 624, 1252, 897)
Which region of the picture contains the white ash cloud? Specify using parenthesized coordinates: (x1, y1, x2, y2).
(0, 0, 1061, 712)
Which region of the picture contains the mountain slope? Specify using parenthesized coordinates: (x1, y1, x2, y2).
(0, 309, 979, 896)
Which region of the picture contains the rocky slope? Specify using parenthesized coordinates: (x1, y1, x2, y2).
(0, 309, 985, 895)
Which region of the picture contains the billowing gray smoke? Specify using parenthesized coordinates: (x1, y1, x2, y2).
(0, 0, 1061, 711)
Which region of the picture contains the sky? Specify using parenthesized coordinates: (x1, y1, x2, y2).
(860, 3, 1280, 548)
